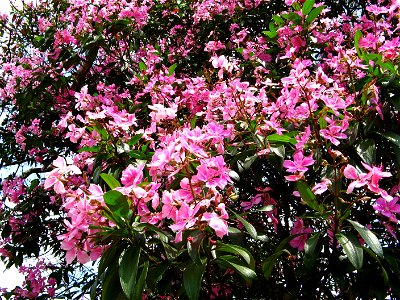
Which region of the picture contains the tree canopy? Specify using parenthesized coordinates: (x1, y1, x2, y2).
(0, 0, 399, 299)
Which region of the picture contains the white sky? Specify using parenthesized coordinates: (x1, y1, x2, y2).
(0, 0, 11, 13)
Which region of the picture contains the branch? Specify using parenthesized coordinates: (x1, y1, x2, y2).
(21, 166, 51, 179)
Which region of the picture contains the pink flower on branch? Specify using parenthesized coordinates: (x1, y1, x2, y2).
(44, 157, 82, 194)
(194, 156, 232, 189)
(344, 163, 392, 197)
(373, 197, 400, 223)
(283, 151, 314, 181)
(290, 218, 313, 251)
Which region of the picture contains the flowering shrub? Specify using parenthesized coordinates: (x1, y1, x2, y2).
(0, 0, 399, 298)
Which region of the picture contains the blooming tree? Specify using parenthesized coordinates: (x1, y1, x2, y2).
(0, 0, 399, 298)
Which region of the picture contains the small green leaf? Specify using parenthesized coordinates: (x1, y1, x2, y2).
(235, 47, 244, 54)
(354, 30, 363, 58)
(267, 133, 297, 145)
(218, 256, 257, 281)
(232, 211, 258, 240)
(78, 145, 100, 153)
(336, 232, 363, 270)
(282, 12, 302, 24)
(375, 131, 400, 148)
(262, 251, 283, 279)
(348, 220, 383, 258)
(128, 134, 143, 146)
(100, 173, 121, 189)
(187, 230, 203, 264)
(217, 242, 255, 269)
(168, 63, 177, 76)
(271, 145, 285, 158)
(95, 125, 109, 140)
(139, 61, 147, 71)
(304, 232, 321, 269)
(262, 30, 278, 39)
(119, 247, 141, 299)
(102, 264, 127, 300)
(306, 5, 326, 24)
(132, 261, 149, 300)
(355, 139, 376, 165)
(269, 21, 277, 33)
(296, 181, 321, 212)
(302, 0, 315, 15)
(292, 2, 301, 11)
(183, 260, 206, 300)
(272, 15, 285, 26)
(104, 190, 130, 219)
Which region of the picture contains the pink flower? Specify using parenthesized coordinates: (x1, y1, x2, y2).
(362, 162, 392, 194)
(320, 117, 348, 146)
(312, 179, 332, 195)
(344, 163, 392, 196)
(289, 218, 313, 251)
(121, 164, 144, 186)
(202, 203, 229, 238)
(44, 157, 82, 194)
(202, 212, 228, 238)
(283, 151, 314, 173)
(373, 197, 400, 223)
(195, 156, 231, 189)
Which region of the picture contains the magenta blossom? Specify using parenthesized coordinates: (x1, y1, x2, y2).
(283, 151, 314, 181)
(373, 197, 400, 223)
(44, 157, 82, 194)
(290, 218, 313, 251)
(344, 163, 392, 198)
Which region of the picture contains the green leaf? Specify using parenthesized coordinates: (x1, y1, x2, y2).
(271, 145, 285, 158)
(355, 139, 376, 165)
(168, 63, 177, 76)
(354, 30, 363, 58)
(128, 134, 143, 146)
(269, 21, 277, 33)
(100, 173, 121, 189)
(267, 133, 297, 145)
(296, 181, 321, 212)
(304, 232, 321, 270)
(217, 242, 255, 269)
(232, 211, 258, 240)
(262, 30, 278, 39)
(139, 61, 147, 72)
(375, 131, 400, 148)
(306, 5, 326, 24)
(262, 251, 284, 279)
(78, 145, 100, 153)
(104, 190, 130, 219)
(348, 220, 383, 258)
(336, 233, 363, 270)
(95, 124, 109, 140)
(218, 256, 257, 282)
(119, 247, 141, 299)
(187, 230, 203, 264)
(292, 2, 301, 11)
(183, 260, 206, 300)
(162, 241, 179, 261)
(102, 264, 128, 300)
(282, 12, 302, 24)
(302, 0, 315, 15)
(272, 15, 285, 26)
(99, 244, 123, 275)
(132, 261, 149, 300)
(257, 205, 275, 212)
